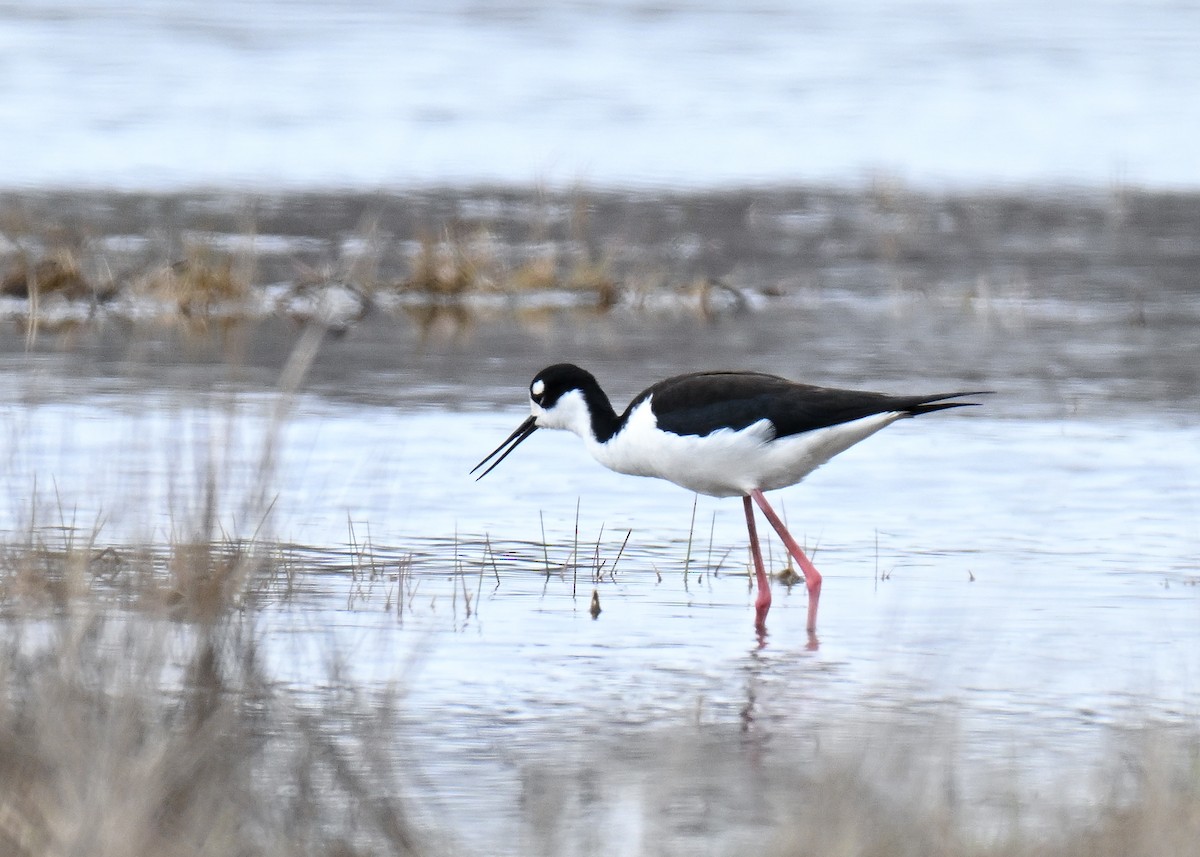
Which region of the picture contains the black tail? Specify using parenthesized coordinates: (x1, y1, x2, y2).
(905, 391, 993, 417)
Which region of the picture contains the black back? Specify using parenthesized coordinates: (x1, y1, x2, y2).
(628, 371, 980, 439)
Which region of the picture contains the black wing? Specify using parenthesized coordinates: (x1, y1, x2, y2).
(631, 371, 984, 439)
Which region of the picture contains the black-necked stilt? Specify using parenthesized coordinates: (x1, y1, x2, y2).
(472, 363, 987, 636)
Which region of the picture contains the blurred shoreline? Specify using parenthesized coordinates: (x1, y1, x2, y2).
(2, 184, 1197, 417)
(4, 183, 1197, 296)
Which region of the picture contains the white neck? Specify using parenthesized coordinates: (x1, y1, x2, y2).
(533, 389, 598, 440)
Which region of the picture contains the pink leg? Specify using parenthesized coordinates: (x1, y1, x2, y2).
(750, 489, 822, 633)
(743, 495, 771, 634)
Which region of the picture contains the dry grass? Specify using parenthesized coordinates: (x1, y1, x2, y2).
(0, 601, 424, 857)
(398, 225, 618, 308)
(401, 228, 492, 297)
(136, 241, 255, 315)
(1, 191, 638, 332)
(0, 309, 438, 854)
(0, 527, 290, 617)
(760, 729, 1200, 857)
(0, 250, 92, 300)
(0, 208, 99, 303)
(0, 375, 418, 854)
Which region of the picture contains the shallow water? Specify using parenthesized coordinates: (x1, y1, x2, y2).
(2, 297, 1197, 850)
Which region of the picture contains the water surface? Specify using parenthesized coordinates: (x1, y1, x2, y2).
(3, 302, 1197, 851)
(4, 0, 1199, 188)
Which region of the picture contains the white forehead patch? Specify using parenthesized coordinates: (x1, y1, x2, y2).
(531, 379, 545, 397)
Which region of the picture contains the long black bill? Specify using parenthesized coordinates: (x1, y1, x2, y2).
(471, 415, 539, 480)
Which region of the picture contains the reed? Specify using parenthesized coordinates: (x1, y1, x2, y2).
(0, 600, 425, 857)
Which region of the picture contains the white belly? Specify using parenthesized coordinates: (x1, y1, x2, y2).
(587, 401, 906, 498)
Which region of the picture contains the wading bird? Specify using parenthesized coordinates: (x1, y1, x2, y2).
(472, 363, 986, 637)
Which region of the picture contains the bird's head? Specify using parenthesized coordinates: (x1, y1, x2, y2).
(471, 363, 600, 480)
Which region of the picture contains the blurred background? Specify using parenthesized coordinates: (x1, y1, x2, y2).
(4, 0, 1198, 190)
(3, 4, 1200, 857)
